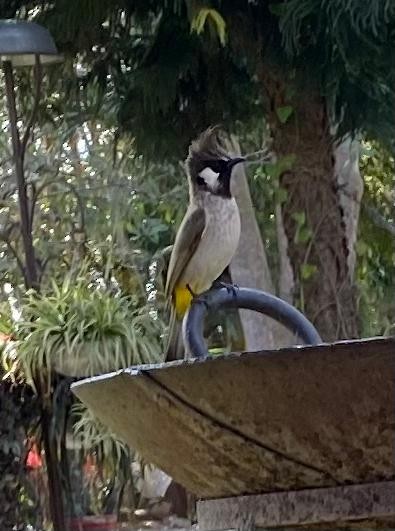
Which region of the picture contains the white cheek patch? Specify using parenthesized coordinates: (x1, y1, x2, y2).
(199, 167, 220, 190)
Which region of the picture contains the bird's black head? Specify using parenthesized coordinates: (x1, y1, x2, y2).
(186, 126, 245, 198)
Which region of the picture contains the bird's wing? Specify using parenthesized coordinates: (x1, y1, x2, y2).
(165, 205, 206, 300)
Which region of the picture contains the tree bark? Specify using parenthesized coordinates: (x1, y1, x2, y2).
(274, 203, 299, 347)
(275, 203, 295, 306)
(273, 137, 363, 345)
(334, 137, 363, 279)
(261, 75, 359, 341)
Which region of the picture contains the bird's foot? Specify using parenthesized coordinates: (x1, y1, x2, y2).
(212, 280, 239, 298)
(187, 284, 210, 310)
(186, 283, 196, 298)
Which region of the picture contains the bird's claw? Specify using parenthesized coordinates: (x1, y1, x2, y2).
(187, 284, 210, 310)
(213, 281, 239, 298)
(194, 296, 210, 311)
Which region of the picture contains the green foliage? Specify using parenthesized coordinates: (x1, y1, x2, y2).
(72, 402, 129, 470)
(1, 2, 260, 158)
(0, 379, 40, 531)
(300, 263, 317, 280)
(0, 84, 186, 295)
(357, 140, 395, 336)
(275, 0, 395, 142)
(0, 91, 185, 523)
(70, 401, 139, 518)
(0, 0, 393, 161)
(264, 154, 296, 180)
(0, 303, 12, 337)
(1, 0, 393, 153)
(292, 211, 312, 245)
(15, 271, 164, 388)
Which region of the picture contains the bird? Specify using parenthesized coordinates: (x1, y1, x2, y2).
(164, 126, 245, 361)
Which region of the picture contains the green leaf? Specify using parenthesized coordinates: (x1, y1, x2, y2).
(264, 162, 281, 179)
(208, 347, 226, 356)
(291, 211, 306, 227)
(268, 3, 286, 17)
(356, 240, 369, 256)
(277, 154, 296, 172)
(276, 187, 288, 204)
(190, 7, 227, 46)
(301, 264, 317, 280)
(264, 154, 295, 180)
(297, 226, 312, 243)
(276, 105, 294, 124)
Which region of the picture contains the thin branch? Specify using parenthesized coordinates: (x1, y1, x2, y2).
(65, 181, 85, 230)
(37, 254, 59, 282)
(364, 204, 395, 237)
(0, 156, 13, 168)
(20, 57, 43, 159)
(244, 149, 274, 163)
(3, 60, 38, 288)
(7, 242, 25, 277)
(30, 175, 59, 229)
(35, 180, 174, 199)
(31, 177, 86, 232)
(0, 232, 26, 280)
(31, 168, 62, 206)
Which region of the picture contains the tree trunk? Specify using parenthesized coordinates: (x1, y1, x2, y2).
(275, 203, 295, 305)
(334, 137, 363, 279)
(274, 203, 299, 347)
(273, 137, 363, 345)
(261, 76, 359, 341)
(228, 136, 275, 351)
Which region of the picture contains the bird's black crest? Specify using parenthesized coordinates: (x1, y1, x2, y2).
(186, 126, 229, 177)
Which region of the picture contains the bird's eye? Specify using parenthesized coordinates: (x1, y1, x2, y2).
(196, 176, 206, 186)
(201, 160, 224, 174)
(207, 161, 223, 173)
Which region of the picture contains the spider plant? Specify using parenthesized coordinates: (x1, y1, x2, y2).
(72, 401, 129, 467)
(16, 273, 164, 387)
(71, 401, 141, 517)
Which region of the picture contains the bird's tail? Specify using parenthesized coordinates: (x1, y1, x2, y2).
(164, 308, 185, 361)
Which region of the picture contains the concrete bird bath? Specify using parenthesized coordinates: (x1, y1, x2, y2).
(72, 288, 395, 528)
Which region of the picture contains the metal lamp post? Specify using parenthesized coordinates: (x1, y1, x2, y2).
(0, 19, 61, 289)
(0, 19, 64, 531)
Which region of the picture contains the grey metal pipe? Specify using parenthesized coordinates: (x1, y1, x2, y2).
(183, 287, 322, 358)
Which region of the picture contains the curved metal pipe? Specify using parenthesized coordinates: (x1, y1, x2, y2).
(182, 287, 322, 358)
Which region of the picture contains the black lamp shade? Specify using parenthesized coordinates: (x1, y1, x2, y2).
(0, 19, 61, 66)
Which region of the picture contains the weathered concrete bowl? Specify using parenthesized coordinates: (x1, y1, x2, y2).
(72, 337, 395, 499)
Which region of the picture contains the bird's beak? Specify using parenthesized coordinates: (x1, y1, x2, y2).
(227, 157, 246, 169)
